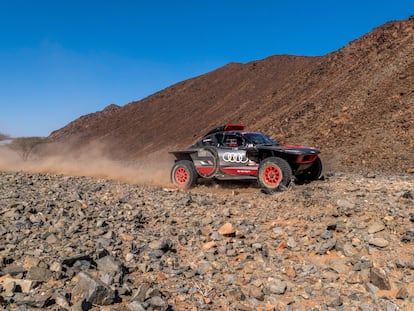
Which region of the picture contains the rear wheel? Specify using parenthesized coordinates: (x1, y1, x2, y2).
(171, 160, 197, 189)
(258, 157, 292, 193)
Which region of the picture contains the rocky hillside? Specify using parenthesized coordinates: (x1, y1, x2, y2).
(0, 171, 413, 310)
(48, 15, 414, 174)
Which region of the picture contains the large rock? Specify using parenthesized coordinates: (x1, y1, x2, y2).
(72, 272, 116, 305)
(264, 278, 287, 295)
(218, 222, 236, 237)
(26, 267, 53, 282)
(369, 267, 391, 290)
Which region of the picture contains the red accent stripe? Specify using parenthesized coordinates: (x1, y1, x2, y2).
(296, 154, 318, 164)
(196, 167, 214, 175)
(221, 168, 258, 176)
(281, 144, 306, 148)
(224, 124, 244, 131)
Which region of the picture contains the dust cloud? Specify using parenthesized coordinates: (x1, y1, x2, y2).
(0, 141, 173, 187)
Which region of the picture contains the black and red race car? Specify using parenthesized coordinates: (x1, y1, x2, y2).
(169, 124, 322, 193)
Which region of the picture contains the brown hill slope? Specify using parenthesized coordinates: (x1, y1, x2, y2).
(49, 16, 414, 173)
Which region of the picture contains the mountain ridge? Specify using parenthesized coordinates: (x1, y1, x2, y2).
(48, 15, 414, 173)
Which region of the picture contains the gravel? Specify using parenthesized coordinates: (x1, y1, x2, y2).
(0, 171, 413, 310)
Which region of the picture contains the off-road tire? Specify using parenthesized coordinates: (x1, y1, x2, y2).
(258, 157, 292, 194)
(171, 160, 197, 189)
(296, 157, 323, 183)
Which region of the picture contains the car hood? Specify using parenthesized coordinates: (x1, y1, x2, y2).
(255, 144, 320, 155)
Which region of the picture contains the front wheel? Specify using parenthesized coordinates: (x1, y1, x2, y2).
(296, 157, 323, 183)
(171, 160, 197, 189)
(258, 157, 292, 194)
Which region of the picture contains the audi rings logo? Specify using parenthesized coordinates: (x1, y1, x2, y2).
(222, 152, 248, 163)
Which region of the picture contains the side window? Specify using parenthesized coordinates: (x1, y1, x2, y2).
(202, 134, 218, 146)
(215, 133, 224, 146)
(223, 134, 243, 148)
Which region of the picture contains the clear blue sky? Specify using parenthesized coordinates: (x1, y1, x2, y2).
(0, 1, 413, 137)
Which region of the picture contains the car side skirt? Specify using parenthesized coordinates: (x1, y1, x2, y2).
(220, 167, 258, 176)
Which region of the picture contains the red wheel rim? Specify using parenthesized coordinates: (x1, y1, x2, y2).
(175, 167, 188, 184)
(262, 164, 282, 187)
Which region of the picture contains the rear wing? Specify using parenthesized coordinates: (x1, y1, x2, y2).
(169, 150, 197, 161)
(204, 124, 244, 136)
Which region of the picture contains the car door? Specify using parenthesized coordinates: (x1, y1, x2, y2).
(217, 133, 250, 175)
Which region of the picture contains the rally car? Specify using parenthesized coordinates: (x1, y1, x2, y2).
(169, 124, 322, 193)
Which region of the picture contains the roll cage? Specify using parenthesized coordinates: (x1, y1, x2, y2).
(192, 131, 279, 149)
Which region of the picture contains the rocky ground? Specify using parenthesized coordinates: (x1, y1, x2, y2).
(0, 170, 413, 310)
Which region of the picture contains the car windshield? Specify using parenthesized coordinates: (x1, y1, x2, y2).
(243, 133, 278, 145)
